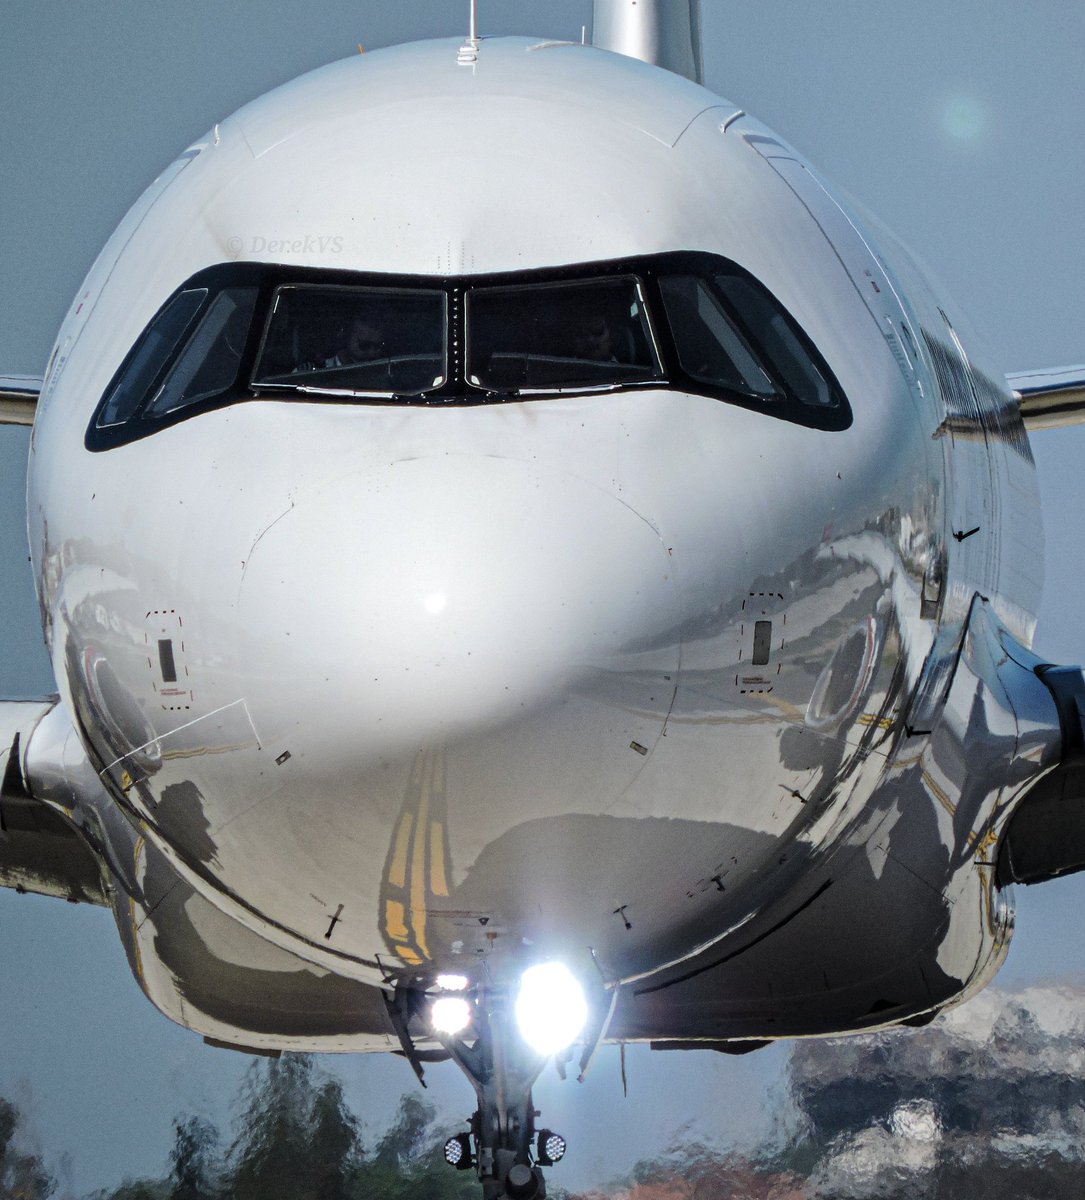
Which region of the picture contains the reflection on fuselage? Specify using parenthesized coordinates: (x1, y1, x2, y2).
(22, 36, 1057, 1057)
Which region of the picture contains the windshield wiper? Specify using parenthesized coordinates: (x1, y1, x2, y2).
(257, 382, 401, 400)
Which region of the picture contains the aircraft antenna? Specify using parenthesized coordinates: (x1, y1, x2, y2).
(458, 0, 480, 64)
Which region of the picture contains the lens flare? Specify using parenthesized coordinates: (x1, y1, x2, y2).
(941, 95, 986, 142)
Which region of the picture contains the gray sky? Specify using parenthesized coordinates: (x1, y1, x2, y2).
(2, 2, 1085, 1194)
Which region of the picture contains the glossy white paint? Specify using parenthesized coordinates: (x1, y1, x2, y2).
(10, 33, 1062, 1062)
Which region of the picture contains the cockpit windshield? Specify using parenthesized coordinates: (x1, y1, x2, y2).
(87, 252, 851, 450)
(252, 286, 447, 396)
(466, 277, 662, 392)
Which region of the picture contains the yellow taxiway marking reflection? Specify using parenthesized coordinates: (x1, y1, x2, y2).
(379, 745, 454, 966)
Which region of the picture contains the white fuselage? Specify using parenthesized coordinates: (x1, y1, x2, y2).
(25, 38, 1046, 1043)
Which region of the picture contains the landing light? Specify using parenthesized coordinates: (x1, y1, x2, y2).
(514, 962, 588, 1056)
(431, 995, 472, 1035)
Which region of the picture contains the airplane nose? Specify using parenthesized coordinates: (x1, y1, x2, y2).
(237, 455, 678, 756)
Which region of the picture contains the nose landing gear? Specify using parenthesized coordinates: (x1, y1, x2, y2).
(389, 964, 592, 1199)
(436, 986, 555, 1200)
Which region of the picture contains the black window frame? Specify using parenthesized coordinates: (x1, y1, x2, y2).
(86, 252, 851, 451)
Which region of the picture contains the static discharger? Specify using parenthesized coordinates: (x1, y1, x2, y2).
(325, 904, 344, 940)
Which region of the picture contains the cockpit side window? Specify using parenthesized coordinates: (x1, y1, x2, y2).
(252, 286, 447, 397)
(466, 277, 662, 392)
(96, 289, 206, 427)
(658, 275, 777, 399)
(713, 275, 834, 409)
(657, 270, 837, 413)
(144, 287, 258, 417)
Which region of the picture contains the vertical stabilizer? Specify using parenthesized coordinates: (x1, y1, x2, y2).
(592, 0, 703, 84)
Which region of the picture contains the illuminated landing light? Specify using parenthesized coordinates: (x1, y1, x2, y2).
(536, 1129, 567, 1166)
(514, 962, 588, 1056)
(432, 995, 472, 1035)
(423, 591, 448, 615)
(436, 972, 470, 991)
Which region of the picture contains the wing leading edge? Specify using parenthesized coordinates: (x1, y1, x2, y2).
(0, 374, 41, 426)
(1009, 365, 1085, 432)
(0, 700, 108, 904)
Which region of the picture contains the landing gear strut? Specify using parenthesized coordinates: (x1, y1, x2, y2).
(389, 964, 593, 1198)
(437, 986, 551, 1200)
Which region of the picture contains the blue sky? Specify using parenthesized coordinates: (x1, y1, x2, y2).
(2, 2, 1084, 1194)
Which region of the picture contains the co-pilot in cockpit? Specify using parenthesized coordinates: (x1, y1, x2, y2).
(87, 253, 850, 451)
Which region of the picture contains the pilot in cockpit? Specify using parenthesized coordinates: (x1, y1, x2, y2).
(322, 311, 386, 368)
(569, 313, 615, 362)
(566, 301, 639, 366)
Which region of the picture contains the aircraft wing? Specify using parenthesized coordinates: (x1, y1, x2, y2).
(0, 374, 41, 426)
(0, 700, 108, 905)
(1009, 365, 1085, 431)
(1, 403, 106, 905)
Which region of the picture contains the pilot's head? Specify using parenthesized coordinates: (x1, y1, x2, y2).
(571, 314, 613, 362)
(340, 313, 384, 363)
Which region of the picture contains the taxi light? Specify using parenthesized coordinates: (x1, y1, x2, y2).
(431, 995, 472, 1035)
(514, 962, 588, 1056)
(536, 1129, 567, 1166)
(436, 972, 470, 991)
(443, 1132, 474, 1169)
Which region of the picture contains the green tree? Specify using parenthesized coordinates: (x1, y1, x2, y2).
(371, 1094, 433, 1171)
(94, 1182, 168, 1200)
(309, 1078, 361, 1200)
(356, 1093, 479, 1200)
(223, 1054, 367, 1200)
(226, 1055, 320, 1200)
(0, 1095, 53, 1200)
(168, 1115, 220, 1200)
